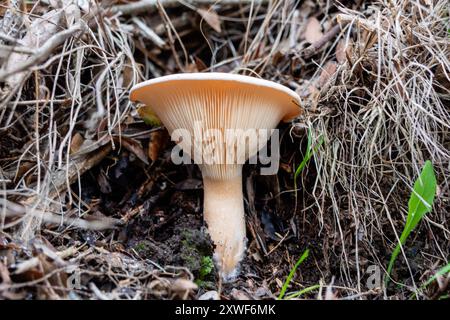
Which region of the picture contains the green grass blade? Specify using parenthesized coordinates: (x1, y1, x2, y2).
(410, 262, 450, 299)
(277, 249, 310, 300)
(294, 129, 312, 181)
(294, 128, 323, 182)
(423, 262, 450, 288)
(385, 160, 437, 285)
(284, 284, 321, 300)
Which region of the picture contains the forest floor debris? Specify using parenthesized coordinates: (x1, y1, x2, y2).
(0, 0, 449, 300)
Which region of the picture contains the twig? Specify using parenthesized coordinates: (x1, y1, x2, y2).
(12, 244, 82, 275)
(1, 199, 122, 230)
(302, 23, 345, 59)
(132, 17, 166, 48)
(0, 32, 24, 45)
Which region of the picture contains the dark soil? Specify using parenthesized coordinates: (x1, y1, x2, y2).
(74, 124, 316, 296)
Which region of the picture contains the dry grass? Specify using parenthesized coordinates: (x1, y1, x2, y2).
(305, 0, 450, 296)
(0, 0, 449, 299)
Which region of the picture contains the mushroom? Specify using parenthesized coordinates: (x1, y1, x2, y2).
(130, 73, 301, 281)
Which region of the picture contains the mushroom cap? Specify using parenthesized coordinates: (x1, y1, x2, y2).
(130, 72, 302, 122)
(130, 73, 302, 179)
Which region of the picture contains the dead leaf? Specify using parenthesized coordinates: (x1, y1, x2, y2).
(308, 84, 320, 110)
(13, 161, 34, 183)
(122, 62, 134, 88)
(279, 162, 292, 173)
(197, 8, 222, 33)
(251, 251, 263, 263)
(198, 290, 220, 300)
(254, 286, 271, 298)
(171, 278, 198, 299)
(318, 61, 337, 88)
(362, 30, 377, 51)
(230, 288, 250, 300)
(38, 256, 68, 298)
(3, 9, 63, 88)
(10, 242, 67, 298)
(97, 169, 112, 194)
(175, 178, 203, 190)
(114, 136, 149, 165)
(335, 40, 346, 64)
(304, 17, 323, 43)
(185, 62, 200, 73)
(63, 1, 81, 26)
(272, 51, 285, 65)
(148, 130, 167, 162)
(70, 132, 84, 154)
(194, 56, 208, 71)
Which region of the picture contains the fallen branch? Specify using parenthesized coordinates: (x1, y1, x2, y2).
(1, 199, 122, 231)
(0, 21, 87, 84)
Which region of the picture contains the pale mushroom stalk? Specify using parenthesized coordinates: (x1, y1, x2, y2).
(202, 174, 245, 281)
(130, 73, 301, 282)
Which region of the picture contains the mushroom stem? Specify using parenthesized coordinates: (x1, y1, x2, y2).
(202, 175, 246, 282)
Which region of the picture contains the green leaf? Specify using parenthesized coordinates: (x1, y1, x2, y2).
(406, 160, 437, 229)
(137, 105, 162, 126)
(278, 249, 310, 300)
(385, 160, 437, 286)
